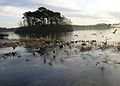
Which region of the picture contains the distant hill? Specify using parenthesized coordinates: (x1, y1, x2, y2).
(0, 27, 8, 32)
(0, 27, 16, 32)
(72, 24, 111, 30)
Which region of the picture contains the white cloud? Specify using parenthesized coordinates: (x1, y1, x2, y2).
(0, 5, 34, 28)
(0, 6, 34, 17)
(0, 16, 20, 28)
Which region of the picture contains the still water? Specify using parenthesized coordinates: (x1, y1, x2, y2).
(0, 28, 120, 86)
(8, 28, 120, 42)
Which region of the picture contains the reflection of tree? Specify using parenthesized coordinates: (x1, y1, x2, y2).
(22, 7, 72, 26)
(18, 31, 73, 43)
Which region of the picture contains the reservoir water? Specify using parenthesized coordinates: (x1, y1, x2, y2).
(0, 28, 120, 86)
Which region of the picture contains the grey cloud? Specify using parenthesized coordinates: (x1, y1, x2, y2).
(0, 0, 32, 7)
(0, 0, 83, 17)
(0, 0, 82, 12)
(0, 0, 100, 20)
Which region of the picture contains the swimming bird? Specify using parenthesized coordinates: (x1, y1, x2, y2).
(53, 49, 55, 53)
(12, 45, 17, 50)
(117, 46, 120, 51)
(81, 42, 86, 46)
(92, 33, 97, 36)
(59, 44, 64, 49)
(43, 58, 46, 64)
(26, 59, 29, 61)
(18, 55, 21, 58)
(48, 62, 52, 65)
(33, 52, 36, 56)
(11, 51, 17, 57)
(53, 55, 56, 60)
(96, 62, 100, 65)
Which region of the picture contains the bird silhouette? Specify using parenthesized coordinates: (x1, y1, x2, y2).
(113, 29, 117, 34)
(92, 33, 97, 36)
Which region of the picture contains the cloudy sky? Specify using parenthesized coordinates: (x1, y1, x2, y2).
(0, 0, 120, 28)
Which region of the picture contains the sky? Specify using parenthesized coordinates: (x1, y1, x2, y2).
(0, 0, 120, 28)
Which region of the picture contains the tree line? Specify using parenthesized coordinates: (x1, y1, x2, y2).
(21, 7, 72, 26)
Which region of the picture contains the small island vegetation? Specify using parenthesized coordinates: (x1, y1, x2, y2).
(15, 7, 73, 34)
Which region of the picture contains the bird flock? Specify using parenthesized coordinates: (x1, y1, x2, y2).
(0, 28, 120, 69)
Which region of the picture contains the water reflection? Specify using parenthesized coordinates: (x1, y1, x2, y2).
(17, 32, 73, 42)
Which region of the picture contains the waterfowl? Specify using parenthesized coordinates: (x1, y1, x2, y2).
(113, 29, 117, 34)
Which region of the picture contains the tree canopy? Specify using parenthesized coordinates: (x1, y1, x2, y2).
(22, 7, 72, 26)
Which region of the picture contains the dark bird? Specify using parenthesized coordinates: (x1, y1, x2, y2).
(18, 55, 21, 58)
(70, 41, 74, 44)
(59, 45, 63, 49)
(92, 33, 97, 36)
(13, 46, 15, 50)
(53, 49, 55, 53)
(113, 29, 117, 34)
(102, 41, 107, 45)
(75, 41, 78, 44)
(13, 45, 17, 50)
(96, 62, 100, 65)
(11, 52, 17, 57)
(53, 55, 56, 60)
(44, 58, 46, 64)
(81, 42, 86, 46)
(26, 59, 29, 61)
(117, 46, 120, 51)
(2, 43, 6, 46)
(33, 52, 36, 56)
(48, 62, 52, 65)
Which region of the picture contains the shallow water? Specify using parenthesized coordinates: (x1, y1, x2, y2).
(0, 28, 120, 86)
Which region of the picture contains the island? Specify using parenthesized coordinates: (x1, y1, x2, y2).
(15, 7, 73, 35)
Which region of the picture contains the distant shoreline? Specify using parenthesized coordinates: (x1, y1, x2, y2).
(72, 24, 112, 30)
(0, 23, 116, 32)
